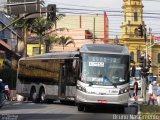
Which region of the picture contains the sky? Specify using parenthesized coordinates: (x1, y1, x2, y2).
(45, 0, 160, 38)
(1, 0, 160, 38)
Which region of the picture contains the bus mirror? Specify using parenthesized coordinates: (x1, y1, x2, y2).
(72, 59, 78, 72)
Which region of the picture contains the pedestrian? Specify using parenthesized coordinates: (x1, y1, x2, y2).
(156, 83, 160, 106)
(147, 81, 155, 105)
(4, 85, 11, 101)
(149, 73, 154, 84)
(133, 77, 138, 103)
(0, 79, 5, 104)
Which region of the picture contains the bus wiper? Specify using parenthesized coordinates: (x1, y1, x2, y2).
(108, 80, 117, 88)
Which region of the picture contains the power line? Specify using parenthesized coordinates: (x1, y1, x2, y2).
(143, 0, 160, 2)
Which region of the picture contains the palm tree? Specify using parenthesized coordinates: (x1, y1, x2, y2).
(58, 36, 75, 50)
(14, 18, 34, 56)
(31, 13, 65, 54)
(31, 17, 53, 54)
(45, 35, 59, 52)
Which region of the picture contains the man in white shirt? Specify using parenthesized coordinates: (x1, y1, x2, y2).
(147, 81, 154, 105)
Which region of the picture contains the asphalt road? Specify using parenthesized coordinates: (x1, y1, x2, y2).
(0, 101, 129, 120)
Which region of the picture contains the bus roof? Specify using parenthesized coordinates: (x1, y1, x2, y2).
(20, 51, 79, 60)
(80, 44, 129, 55)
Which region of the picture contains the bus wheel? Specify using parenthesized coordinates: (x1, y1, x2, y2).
(40, 89, 46, 103)
(77, 104, 84, 111)
(30, 89, 38, 103)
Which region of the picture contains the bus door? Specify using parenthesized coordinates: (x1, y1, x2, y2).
(59, 62, 67, 97)
(65, 59, 79, 97)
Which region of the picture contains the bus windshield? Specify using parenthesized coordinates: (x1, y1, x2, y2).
(81, 53, 129, 86)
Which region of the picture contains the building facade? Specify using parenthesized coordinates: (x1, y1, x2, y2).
(120, 0, 160, 76)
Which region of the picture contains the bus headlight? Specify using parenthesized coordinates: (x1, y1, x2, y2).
(76, 85, 86, 92)
(119, 86, 129, 94)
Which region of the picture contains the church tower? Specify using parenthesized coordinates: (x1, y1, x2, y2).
(120, 0, 160, 76)
(120, 0, 146, 65)
(121, 0, 143, 38)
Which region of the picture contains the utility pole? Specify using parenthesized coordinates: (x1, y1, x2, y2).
(149, 28, 152, 73)
(93, 17, 95, 44)
(143, 24, 148, 103)
(23, 26, 27, 57)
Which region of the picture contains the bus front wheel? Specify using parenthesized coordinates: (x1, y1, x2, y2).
(77, 104, 84, 111)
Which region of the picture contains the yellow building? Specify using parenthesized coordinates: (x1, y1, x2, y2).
(120, 0, 160, 76)
(27, 37, 45, 57)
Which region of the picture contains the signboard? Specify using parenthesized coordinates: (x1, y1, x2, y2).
(152, 35, 160, 44)
(7, 0, 40, 15)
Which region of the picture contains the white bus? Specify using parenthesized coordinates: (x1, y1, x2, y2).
(16, 52, 79, 103)
(76, 44, 130, 111)
(17, 44, 130, 111)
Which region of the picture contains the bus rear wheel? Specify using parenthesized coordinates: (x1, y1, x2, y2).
(40, 89, 46, 103)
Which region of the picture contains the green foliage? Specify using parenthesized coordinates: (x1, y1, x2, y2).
(31, 17, 53, 36)
(140, 104, 160, 113)
(14, 18, 34, 29)
(57, 36, 75, 50)
(46, 35, 59, 44)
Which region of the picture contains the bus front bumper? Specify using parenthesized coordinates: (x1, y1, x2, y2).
(76, 90, 129, 106)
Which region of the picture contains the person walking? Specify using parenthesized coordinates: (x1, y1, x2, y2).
(156, 83, 160, 106)
(133, 77, 138, 103)
(147, 81, 154, 105)
(149, 73, 154, 83)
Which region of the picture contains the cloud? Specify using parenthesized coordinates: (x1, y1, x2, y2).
(0, 0, 7, 4)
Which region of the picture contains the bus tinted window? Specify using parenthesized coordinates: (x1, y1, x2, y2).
(81, 53, 129, 85)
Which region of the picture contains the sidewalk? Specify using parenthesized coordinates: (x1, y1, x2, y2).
(129, 95, 144, 104)
(129, 95, 144, 115)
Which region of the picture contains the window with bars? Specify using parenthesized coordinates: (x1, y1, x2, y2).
(134, 12, 138, 21)
(137, 50, 141, 62)
(32, 47, 39, 55)
(130, 52, 134, 61)
(158, 53, 160, 63)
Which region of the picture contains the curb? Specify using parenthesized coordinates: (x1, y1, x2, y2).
(138, 104, 142, 120)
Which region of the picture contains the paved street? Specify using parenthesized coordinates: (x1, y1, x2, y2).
(0, 90, 145, 120)
(0, 88, 152, 120)
(0, 101, 125, 120)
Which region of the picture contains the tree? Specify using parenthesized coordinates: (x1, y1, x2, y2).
(45, 35, 59, 52)
(31, 13, 65, 54)
(14, 18, 34, 56)
(58, 36, 75, 50)
(31, 17, 53, 54)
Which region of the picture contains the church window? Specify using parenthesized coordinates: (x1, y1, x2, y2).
(137, 50, 141, 62)
(134, 12, 138, 21)
(125, 27, 128, 33)
(130, 52, 134, 61)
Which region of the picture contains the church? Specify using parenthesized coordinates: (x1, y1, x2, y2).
(120, 0, 160, 77)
